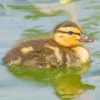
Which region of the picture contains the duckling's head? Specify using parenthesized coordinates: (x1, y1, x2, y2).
(53, 21, 94, 47)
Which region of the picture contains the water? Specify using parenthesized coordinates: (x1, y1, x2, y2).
(0, 0, 100, 100)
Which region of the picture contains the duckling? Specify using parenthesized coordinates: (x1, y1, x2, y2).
(3, 21, 94, 68)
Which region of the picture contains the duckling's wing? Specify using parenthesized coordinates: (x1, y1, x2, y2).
(3, 39, 55, 68)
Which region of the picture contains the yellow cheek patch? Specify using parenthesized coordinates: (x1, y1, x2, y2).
(20, 46, 34, 54)
(58, 27, 82, 34)
(54, 33, 80, 47)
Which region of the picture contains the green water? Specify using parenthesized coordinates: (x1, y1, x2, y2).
(0, 0, 100, 100)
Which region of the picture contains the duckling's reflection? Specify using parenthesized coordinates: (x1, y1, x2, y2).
(53, 73, 95, 100)
(8, 67, 95, 100)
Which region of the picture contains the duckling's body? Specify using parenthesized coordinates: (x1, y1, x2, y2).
(3, 21, 94, 68)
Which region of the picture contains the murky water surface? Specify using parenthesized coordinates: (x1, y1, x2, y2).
(0, 0, 100, 100)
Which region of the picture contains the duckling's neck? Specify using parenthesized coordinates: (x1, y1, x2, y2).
(72, 45, 90, 64)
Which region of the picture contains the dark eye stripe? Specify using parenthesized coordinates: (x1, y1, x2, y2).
(57, 30, 80, 36)
(67, 31, 73, 35)
(73, 32, 80, 36)
(57, 30, 67, 33)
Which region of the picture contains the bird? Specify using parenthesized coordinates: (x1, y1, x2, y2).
(3, 21, 94, 69)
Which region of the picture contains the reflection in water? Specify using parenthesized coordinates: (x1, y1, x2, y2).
(54, 73, 95, 100)
(8, 66, 95, 100)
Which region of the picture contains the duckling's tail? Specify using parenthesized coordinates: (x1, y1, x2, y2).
(3, 52, 13, 66)
(3, 48, 21, 66)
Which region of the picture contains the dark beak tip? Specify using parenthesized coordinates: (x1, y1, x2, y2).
(88, 39, 95, 42)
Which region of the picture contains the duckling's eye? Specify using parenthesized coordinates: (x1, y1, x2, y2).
(67, 31, 74, 35)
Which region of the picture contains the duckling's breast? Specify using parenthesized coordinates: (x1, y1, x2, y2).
(72, 46, 90, 64)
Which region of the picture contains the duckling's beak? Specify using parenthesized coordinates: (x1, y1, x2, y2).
(79, 34, 94, 43)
